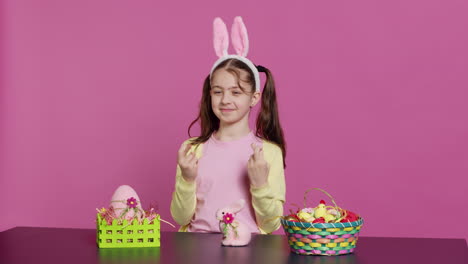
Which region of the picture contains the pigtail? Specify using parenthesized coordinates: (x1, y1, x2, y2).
(188, 75, 219, 145)
(255, 67, 287, 168)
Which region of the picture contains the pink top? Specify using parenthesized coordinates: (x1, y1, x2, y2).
(187, 131, 263, 233)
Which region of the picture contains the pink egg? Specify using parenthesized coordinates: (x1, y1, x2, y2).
(110, 185, 143, 220)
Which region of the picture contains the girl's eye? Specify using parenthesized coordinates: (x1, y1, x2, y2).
(213, 91, 222, 95)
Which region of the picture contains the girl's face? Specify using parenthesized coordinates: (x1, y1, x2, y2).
(210, 68, 260, 126)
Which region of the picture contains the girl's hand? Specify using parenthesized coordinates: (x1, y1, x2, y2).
(247, 143, 270, 188)
(178, 143, 198, 182)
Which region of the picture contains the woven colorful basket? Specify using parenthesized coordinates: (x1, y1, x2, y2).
(96, 213, 160, 248)
(281, 188, 364, 255)
(281, 217, 363, 255)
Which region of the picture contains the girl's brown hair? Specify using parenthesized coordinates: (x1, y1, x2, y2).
(188, 58, 286, 167)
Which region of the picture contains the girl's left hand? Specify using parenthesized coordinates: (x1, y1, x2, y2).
(247, 143, 270, 188)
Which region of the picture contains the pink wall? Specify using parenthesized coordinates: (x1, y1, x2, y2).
(1, 0, 467, 241)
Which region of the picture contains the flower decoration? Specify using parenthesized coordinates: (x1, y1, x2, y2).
(223, 213, 234, 224)
(127, 197, 138, 208)
(220, 213, 238, 238)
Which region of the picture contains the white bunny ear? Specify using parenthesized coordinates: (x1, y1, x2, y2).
(231, 16, 249, 57)
(228, 199, 246, 214)
(213, 17, 229, 58)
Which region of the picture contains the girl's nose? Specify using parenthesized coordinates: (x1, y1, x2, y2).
(221, 93, 231, 104)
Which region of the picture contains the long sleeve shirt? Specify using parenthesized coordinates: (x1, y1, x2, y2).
(170, 131, 286, 234)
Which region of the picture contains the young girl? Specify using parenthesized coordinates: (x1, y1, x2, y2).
(170, 16, 286, 234)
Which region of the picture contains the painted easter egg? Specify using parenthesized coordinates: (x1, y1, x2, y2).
(110, 185, 143, 220)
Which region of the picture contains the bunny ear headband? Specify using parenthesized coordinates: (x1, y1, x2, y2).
(210, 16, 261, 92)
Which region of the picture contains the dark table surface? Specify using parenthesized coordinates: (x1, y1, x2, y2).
(0, 227, 466, 264)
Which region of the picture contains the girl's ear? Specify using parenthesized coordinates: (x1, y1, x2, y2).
(231, 16, 249, 57)
(213, 17, 229, 58)
(250, 91, 261, 107)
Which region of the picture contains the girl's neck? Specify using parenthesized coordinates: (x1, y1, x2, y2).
(215, 123, 251, 142)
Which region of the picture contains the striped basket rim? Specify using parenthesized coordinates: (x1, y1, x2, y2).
(281, 217, 364, 228)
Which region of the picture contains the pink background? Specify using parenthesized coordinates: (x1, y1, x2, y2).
(1, 0, 467, 242)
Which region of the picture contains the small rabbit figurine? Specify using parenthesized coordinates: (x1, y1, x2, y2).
(216, 199, 251, 246)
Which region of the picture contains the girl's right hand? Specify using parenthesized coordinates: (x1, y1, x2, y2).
(178, 143, 198, 182)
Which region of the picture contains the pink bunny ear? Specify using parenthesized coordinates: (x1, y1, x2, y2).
(231, 16, 249, 57)
(213, 17, 229, 58)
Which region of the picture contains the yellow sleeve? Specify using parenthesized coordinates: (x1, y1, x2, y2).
(250, 142, 286, 234)
(170, 139, 202, 229)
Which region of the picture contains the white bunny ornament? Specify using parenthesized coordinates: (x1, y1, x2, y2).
(216, 199, 252, 246)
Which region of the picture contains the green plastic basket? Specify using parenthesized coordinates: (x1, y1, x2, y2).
(96, 213, 160, 248)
